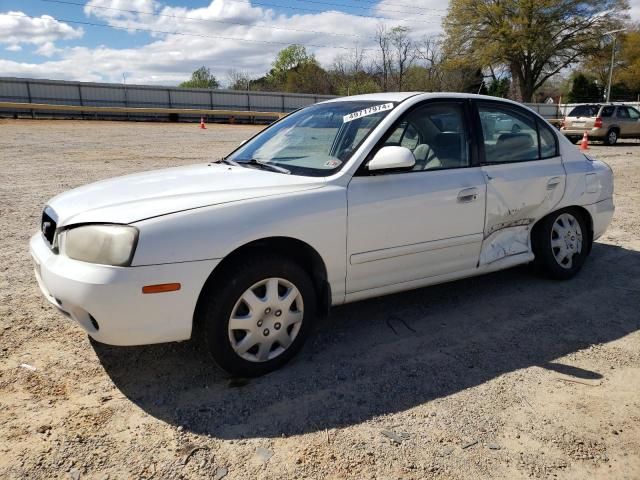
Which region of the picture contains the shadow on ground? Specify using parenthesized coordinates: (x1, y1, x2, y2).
(93, 243, 640, 439)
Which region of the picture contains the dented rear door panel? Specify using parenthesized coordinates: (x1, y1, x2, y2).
(479, 158, 565, 265)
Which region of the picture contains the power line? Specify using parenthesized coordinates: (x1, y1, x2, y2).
(209, 0, 444, 23)
(261, 0, 446, 17)
(348, 0, 448, 12)
(4, 12, 367, 50)
(41, 0, 374, 39)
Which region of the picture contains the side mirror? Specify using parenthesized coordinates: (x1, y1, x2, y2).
(367, 146, 416, 172)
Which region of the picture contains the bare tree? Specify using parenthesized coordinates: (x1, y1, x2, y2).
(332, 46, 372, 95)
(226, 68, 251, 90)
(390, 26, 416, 91)
(414, 36, 445, 91)
(375, 24, 392, 92)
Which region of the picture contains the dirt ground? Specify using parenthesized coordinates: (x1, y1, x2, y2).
(1, 119, 639, 480)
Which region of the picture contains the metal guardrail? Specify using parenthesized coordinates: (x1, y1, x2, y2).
(0, 101, 284, 119)
(0, 77, 333, 119)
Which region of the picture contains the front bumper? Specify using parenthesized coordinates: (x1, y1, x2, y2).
(30, 233, 219, 346)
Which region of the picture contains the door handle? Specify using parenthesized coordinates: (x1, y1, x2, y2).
(457, 187, 479, 203)
(547, 177, 562, 190)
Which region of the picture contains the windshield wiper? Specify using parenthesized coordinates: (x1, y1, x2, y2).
(240, 159, 291, 174)
(217, 157, 240, 166)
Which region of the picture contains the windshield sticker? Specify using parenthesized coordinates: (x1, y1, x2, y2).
(343, 103, 394, 123)
(324, 159, 342, 168)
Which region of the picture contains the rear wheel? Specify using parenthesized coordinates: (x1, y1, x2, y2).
(532, 209, 591, 280)
(604, 128, 618, 146)
(198, 255, 316, 377)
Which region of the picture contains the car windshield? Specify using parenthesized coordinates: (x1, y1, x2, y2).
(226, 101, 396, 176)
(568, 105, 601, 117)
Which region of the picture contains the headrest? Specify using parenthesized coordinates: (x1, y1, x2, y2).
(497, 133, 533, 150)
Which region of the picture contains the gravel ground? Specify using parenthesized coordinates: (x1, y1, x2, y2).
(1, 119, 639, 480)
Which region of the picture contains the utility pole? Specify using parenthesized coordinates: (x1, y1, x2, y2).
(604, 28, 626, 103)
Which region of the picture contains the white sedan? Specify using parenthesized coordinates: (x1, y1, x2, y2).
(31, 93, 614, 377)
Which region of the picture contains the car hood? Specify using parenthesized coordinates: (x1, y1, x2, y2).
(47, 163, 325, 227)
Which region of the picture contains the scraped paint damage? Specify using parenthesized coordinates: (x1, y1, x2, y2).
(479, 221, 534, 265)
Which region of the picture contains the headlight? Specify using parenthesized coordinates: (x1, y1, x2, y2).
(59, 225, 138, 266)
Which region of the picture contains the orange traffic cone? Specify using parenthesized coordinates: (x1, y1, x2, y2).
(580, 131, 589, 150)
(200, 117, 207, 129)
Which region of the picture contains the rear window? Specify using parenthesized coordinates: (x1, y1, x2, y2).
(568, 105, 601, 117)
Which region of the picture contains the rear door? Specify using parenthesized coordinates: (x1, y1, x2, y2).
(474, 101, 565, 265)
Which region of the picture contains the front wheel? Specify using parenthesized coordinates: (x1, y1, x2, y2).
(532, 209, 591, 280)
(198, 255, 317, 377)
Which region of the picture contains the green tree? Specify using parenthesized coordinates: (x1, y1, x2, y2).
(617, 27, 640, 94)
(567, 73, 602, 102)
(179, 66, 220, 89)
(283, 63, 332, 94)
(443, 0, 629, 102)
(268, 45, 316, 88)
(486, 77, 511, 98)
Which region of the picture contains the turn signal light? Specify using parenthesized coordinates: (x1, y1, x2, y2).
(142, 283, 181, 294)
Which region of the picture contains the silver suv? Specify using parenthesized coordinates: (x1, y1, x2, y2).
(561, 104, 640, 145)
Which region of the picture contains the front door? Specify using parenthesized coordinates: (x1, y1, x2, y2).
(346, 101, 486, 295)
(475, 101, 565, 265)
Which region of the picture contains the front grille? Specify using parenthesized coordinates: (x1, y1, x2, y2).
(41, 208, 57, 247)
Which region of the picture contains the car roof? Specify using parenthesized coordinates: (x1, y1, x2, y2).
(321, 92, 537, 109)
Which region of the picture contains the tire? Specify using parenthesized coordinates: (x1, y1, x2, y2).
(511, 123, 521, 133)
(532, 209, 591, 280)
(198, 254, 317, 377)
(604, 128, 618, 146)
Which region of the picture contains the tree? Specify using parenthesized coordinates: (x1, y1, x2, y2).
(331, 47, 379, 95)
(390, 26, 416, 91)
(375, 25, 392, 91)
(226, 69, 251, 90)
(615, 26, 640, 95)
(443, 0, 629, 102)
(179, 66, 220, 89)
(579, 25, 640, 100)
(285, 62, 334, 94)
(412, 36, 446, 91)
(268, 44, 315, 88)
(567, 73, 602, 102)
(485, 77, 511, 98)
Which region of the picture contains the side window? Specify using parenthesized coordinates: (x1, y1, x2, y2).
(478, 104, 539, 163)
(382, 103, 469, 171)
(628, 107, 640, 120)
(601, 106, 615, 117)
(617, 107, 630, 119)
(538, 120, 559, 158)
(384, 122, 420, 150)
